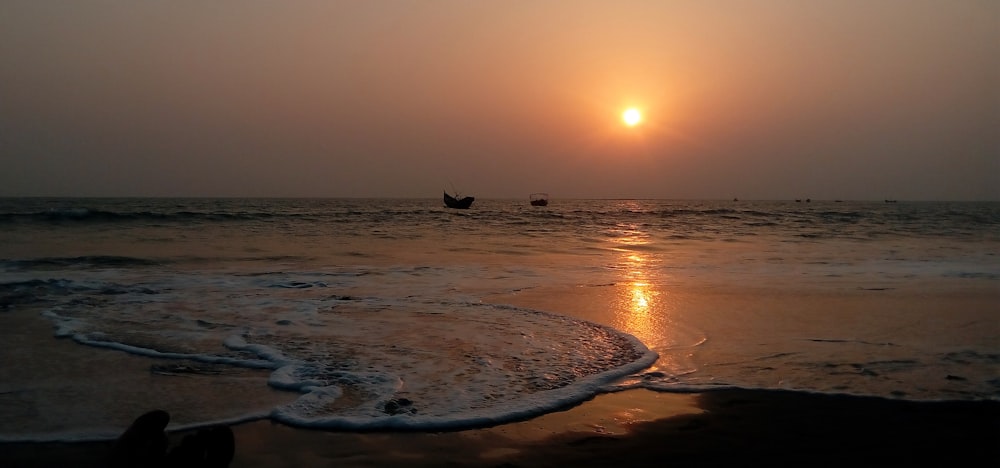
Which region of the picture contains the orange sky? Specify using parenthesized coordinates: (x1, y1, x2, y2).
(1, 1, 997, 200)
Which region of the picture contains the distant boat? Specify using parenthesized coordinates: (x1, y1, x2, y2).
(443, 191, 474, 209)
(529, 193, 549, 206)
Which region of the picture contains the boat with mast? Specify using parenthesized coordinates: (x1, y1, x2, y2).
(443, 190, 475, 209)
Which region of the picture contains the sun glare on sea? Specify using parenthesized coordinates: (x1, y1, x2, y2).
(622, 108, 642, 127)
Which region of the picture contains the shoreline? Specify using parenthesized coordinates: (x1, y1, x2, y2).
(3, 388, 998, 467)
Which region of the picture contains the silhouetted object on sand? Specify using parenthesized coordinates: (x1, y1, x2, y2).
(109, 410, 170, 468)
(109, 410, 234, 468)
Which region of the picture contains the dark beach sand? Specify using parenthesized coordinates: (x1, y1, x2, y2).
(3, 388, 998, 467)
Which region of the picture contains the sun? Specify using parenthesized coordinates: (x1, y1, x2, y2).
(622, 108, 642, 126)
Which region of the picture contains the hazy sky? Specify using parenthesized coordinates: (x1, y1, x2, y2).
(2, 1, 997, 200)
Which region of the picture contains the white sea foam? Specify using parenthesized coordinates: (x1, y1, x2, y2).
(12, 274, 657, 439)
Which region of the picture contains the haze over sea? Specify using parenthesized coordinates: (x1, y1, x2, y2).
(1, 198, 997, 442)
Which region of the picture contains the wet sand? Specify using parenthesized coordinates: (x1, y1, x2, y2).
(3, 387, 998, 467)
(3, 276, 997, 467)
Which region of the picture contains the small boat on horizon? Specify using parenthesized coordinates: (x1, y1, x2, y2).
(443, 191, 475, 209)
(529, 193, 549, 206)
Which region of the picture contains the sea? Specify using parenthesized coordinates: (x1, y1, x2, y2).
(1, 198, 997, 442)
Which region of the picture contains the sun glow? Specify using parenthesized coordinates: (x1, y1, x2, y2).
(622, 108, 642, 126)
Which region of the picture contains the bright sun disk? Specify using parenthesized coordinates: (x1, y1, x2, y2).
(623, 108, 642, 126)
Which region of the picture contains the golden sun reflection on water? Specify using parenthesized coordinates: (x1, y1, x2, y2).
(607, 222, 687, 376)
(616, 252, 661, 346)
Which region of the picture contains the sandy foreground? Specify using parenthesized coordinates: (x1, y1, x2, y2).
(2, 387, 998, 467)
(2, 280, 997, 467)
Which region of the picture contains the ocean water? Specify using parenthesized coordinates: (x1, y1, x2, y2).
(0, 198, 997, 442)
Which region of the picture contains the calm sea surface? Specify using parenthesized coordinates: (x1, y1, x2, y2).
(1, 198, 997, 441)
